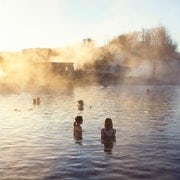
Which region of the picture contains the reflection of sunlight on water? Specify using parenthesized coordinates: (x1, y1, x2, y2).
(0, 85, 180, 179)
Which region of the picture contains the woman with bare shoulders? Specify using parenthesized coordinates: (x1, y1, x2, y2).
(101, 118, 116, 153)
(101, 118, 116, 141)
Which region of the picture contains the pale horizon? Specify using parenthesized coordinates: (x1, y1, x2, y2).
(0, 0, 180, 52)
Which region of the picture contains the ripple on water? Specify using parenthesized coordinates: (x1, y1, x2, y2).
(0, 85, 180, 179)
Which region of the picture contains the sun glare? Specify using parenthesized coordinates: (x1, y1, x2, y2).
(0, 69, 6, 77)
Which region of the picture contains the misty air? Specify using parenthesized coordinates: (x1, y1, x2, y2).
(0, 1, 180, 180)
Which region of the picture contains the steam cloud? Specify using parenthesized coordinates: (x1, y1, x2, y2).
(0, 30, 179, 94)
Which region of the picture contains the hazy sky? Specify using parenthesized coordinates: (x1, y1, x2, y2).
(0, 0, 180, 51)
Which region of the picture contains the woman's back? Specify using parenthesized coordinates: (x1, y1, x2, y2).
(101, 128, 116, 140)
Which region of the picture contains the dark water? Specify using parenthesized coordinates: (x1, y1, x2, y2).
(0, 85, 180, 180)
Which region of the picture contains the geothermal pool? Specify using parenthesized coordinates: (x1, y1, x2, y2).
(0, 85, 180, 179)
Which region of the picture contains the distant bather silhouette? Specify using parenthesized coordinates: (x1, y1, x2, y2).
(77, 100, 84, 111)
(33, 97, 41, 105)
(73, 116, 83, 143)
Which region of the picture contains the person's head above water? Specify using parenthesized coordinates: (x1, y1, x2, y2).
(104, 118, 113, 130)
(77, 100, 84, 106)
(74, 116, 83, 126)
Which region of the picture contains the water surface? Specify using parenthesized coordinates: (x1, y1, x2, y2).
(0, 85, 180, 179)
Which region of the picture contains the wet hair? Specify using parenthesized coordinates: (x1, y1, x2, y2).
(74, 116, 83, 126)
(77, 100, 84, 106)
(104, 118, 113, 130)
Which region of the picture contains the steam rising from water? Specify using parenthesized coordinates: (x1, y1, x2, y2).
(0, 39, 179, 94)
(0, 45, 100, 94)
